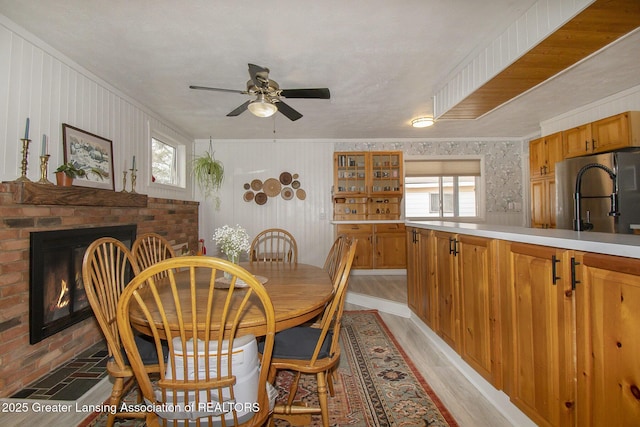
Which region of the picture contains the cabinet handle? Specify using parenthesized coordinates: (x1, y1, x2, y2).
(413, 229, 418, 244)
(540, 166, 544, 175)
(631, 384, 640, 401)
(592, 138, 596, 150)
(449, 237, 459, 256)
(552, 255, 561, 285)
(571, 257, 581, 290)
(585, 140, 589, 151)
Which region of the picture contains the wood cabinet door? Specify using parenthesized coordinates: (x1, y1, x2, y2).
(576, 253, 640, 427)
(420, 229, 437, 328)
(562, 124, 592, 158)
(406, 228, 422, 315)
(530, 137, 546, 178)
(546, 132, 563, 175)
(433, 231, 459, 351)
(374, 224, 406, 268)
(591, 112, 631, 153)
(508, 243, 574, 427)
(457, 235, 496, 383)
(337, 224, 373, 269)
(530, 178, 555, 229)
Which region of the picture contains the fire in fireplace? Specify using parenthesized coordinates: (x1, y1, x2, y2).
(29, 225, 137, 344)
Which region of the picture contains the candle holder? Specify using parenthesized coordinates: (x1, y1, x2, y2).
(130, 169, 137, 194)
(15, 138, 32, 182)
(37, 155, 54, 185)
(121, 170, 129, 193)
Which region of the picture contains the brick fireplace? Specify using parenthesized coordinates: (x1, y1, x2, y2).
(0, 182, 199, 397)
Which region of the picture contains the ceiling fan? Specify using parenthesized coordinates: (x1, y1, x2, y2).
(189, 63, 330, 121)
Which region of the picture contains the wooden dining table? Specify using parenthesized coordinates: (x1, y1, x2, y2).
(127, 261, 334, 339)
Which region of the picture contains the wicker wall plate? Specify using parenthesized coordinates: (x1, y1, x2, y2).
(279, 172, 292, 185)
(251, 179, 263, 191)
(291, 180, 300, 189)
(243, 191, 254, 202)
(255, 192, 267, 205)
(243, 183, 251, 190)
(263, 178, 281, 197)
(296, 188, 306, 200)
(281, 188, 294, 200)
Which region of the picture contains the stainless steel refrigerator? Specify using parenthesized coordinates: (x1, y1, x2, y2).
(555, 149, 640, 233)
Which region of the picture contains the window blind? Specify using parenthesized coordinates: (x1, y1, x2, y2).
(404, 159, 481, 177)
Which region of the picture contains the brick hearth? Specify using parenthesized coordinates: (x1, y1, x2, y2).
(0, 182, 199, 397)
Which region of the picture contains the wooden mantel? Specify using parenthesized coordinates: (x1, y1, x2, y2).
(10, 181, 147, 207)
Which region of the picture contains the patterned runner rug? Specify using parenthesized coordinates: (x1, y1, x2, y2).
(82, 310, 457, 426)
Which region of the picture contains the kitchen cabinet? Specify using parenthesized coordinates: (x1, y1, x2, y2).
(529, 132, 563, 178)
(336, 224, 373, 269)
(333, 151, 403, 220)
(336, 223, 405, 269)
(562, 111, 640, 158)
(457, 235, 499, 385)
(433, 231, 460, 351)
(503, 243, 575, 427)
(529, 132, 561, 229)
(530, 177, 556, 229)
(406, 227, 436, 328)
(575, 252, 640, 427)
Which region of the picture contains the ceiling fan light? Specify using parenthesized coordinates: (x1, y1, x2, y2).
(411, 117, 434, 128)
(248, 95, 278, 118)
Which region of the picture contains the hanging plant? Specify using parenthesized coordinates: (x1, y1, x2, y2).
(192, 140, 224, 206)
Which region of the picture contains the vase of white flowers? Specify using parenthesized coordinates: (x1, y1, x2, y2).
(212, 224, 250, 278)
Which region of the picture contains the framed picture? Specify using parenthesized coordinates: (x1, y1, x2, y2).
(62, 124, 115, 190)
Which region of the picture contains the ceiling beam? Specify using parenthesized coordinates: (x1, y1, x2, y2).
(439, 0, 640, 120)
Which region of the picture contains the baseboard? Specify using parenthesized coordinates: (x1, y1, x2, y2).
(351, 269, 406, 276)
(345, 292, 411, 318)
(409, 313, 536, 427)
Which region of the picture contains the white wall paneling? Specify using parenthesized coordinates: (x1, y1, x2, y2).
(196, 140, 335, 267)
(0, 18, 192, 201)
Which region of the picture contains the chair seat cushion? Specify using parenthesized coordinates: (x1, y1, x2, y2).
(118, 334, 169, 365)
(262, 326, 332, 360)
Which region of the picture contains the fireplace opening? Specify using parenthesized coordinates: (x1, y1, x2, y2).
(29, 224, 137, 344)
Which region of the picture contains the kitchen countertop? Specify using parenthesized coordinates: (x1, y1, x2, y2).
(406, 221, 640, 259)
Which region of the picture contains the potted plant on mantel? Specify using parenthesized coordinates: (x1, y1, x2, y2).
(54, 162, 107, 187)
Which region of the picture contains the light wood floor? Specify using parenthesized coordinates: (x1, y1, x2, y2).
(1, 274, 528, 426)
(346, 274, 530, 427)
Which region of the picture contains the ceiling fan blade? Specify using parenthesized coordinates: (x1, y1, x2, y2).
(226, 100, 251, 116)
(276, 101, 303, 121)
(189, 85, 245, 94)
(280, 88, 331, 99)
(248, 63, 270, 88)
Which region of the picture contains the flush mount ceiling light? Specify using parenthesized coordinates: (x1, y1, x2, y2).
(411, 117, 434, 128)
(247, 94, 278, 118)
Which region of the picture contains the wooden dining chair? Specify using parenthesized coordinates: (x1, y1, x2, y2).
(264, 239, 357, 427)
(116, 256, 276, 427)
(131, 232, 176, 276)
(250, 228, 298, 264)
(323, 234, 350, 284)
(82, 237, 163, 427)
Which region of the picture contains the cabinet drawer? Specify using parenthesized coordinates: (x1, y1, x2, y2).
(375, 223, 405, 233)
(336, 224, 373, 234)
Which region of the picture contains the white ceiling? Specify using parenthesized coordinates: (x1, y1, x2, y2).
(2, 0, 640, 140)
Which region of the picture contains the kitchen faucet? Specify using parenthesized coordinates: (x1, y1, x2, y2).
(573, 163, 619, 231)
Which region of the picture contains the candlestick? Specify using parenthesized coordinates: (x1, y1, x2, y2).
(132, 155, 136, 171)
(41, 134, 47, 156)
(37, 155, 54, 185)
(24, 117, 30, 140)
(121, 170, 129, 193)
(15, 138, 32, 182)
(130, 168, 137, 193)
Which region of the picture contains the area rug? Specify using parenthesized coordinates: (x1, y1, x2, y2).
(81, 310, 457, 426)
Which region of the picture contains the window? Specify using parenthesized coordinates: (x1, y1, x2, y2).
(150, 132, 186, 188)
(404, 159, 482, 220)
